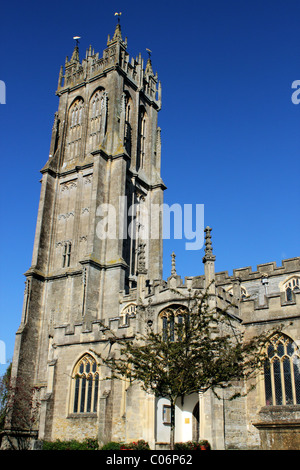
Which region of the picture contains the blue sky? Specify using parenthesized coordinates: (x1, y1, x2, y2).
(0, 0, 299, 375)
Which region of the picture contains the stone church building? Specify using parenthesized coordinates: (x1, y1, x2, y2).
(6, 23, 300, 450)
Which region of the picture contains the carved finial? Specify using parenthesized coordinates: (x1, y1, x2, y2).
(171, 252, 177, 276)
(203, 226, 216, 263)
(58, 65, 64, 88)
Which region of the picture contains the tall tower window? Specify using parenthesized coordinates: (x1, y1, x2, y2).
(65, 98, 84, 161)
(264, 334, 300, 406)
(138, 109, 147, 170)
(88, 90, 104, 151)
(71, 354, 99, 414)
(140, 116, 146, 168)
(124, 98, 132, 155)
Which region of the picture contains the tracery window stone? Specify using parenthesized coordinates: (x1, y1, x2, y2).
(264, 334, 300, 406)
(160, 305, 188, 342)
(120, 303, 136, 325)
(65, 98, 84, 161)
(87, 89, 107, 152)
(71, 354, 99, 414)
(138, 108, 147, 170)
(283, 277, 300, 301)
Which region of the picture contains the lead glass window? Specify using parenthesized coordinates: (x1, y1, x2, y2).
(264, 334, 300, 406)
(65, 98, 84, 161)
(160, 306, 189, 342)
(71, 354, 99, 414)
(284, 277, 300, 301)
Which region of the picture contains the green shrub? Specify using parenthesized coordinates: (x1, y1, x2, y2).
(174, 440, 211, 450)
(101, 441, 122, 450)
(42, 438, 99, 450)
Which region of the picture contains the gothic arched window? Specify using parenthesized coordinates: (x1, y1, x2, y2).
(87, 89, 107, 152)
(138, 108, 147, 170)
(65, 98, 84, 161)
(124, 96, 132, 155)
(283, 277, 300, 301)
(264, 334, 300, 406)
(160, 306, 189, 342)
(88, 90, 104, 151)
(120, 303, 136, 325)
(71, 354, 99, 414)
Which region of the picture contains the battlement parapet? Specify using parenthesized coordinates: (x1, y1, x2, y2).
(53, 314, 137, 347)
(215, 257, 300, 286)
(240, 290, 300, 325)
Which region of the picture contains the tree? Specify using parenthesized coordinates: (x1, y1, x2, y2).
(99, 289, 276, 450)
(0, 364, 41, 450)
(0, 363, 11, 434)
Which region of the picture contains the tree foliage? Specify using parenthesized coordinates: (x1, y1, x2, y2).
(0, 364, 41, 450)
(99, 289, 278, 449)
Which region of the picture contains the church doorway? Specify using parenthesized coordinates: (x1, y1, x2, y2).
(192, 402, 200, 442)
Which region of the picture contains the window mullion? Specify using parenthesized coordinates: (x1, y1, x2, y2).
(280, 358, 286, 405)
(290, 355, 297, 405)
(270, 359, 276, 405)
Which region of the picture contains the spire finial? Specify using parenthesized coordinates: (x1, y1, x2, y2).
(110, 13, 123, 42)
(171, 252, 177, 276)
(70, 36, 81, 63)
(145, 48, 153, 75)
(73, 36, 81, 47)
(114, 12, 122, 23)
(202, 226, 216, 263)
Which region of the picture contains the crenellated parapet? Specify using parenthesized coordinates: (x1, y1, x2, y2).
(214, 257, 300, 286)
(240, 289, 300, 325)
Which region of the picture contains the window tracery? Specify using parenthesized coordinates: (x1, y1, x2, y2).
(65, 98, 84, 161)
(124, 95, 132, 155)
(264, 334, 300, 406)
(138, 108, 147, 170)
(160, 305, 188, 342)
(283, 277, 300, 301)
(71, 354, 99, 414)
(120, 303, 136, 325)
(88, 90, 106, 151)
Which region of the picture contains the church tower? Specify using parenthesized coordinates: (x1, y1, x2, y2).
(9, 22, 165, 443)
